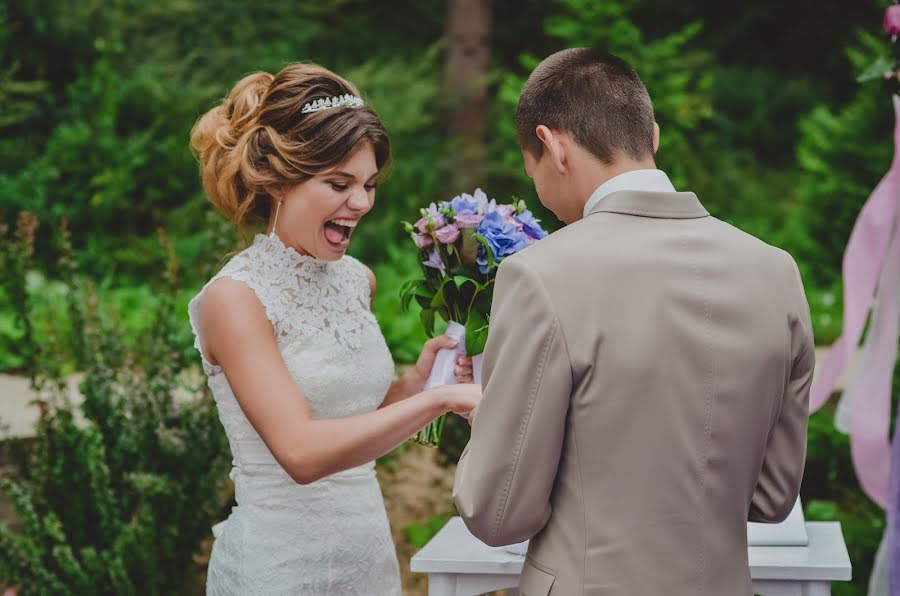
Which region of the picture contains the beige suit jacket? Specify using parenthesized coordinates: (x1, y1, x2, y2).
(453, 190, 814, 596)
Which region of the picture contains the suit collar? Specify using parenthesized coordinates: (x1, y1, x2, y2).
(582, 169, 675, 218)
(586, 190, 710, 220)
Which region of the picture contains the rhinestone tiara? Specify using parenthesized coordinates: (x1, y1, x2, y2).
(301, 94, 364, 114)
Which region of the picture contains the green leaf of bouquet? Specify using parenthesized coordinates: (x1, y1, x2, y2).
(453, 275, 483, 322)
(857, 56, 896, 82)
(430, 282, 447, 310)
(420, 308, 436, 337)
(400, 278, 420, 294)
(465, 309, 489, 356)
(399, 279, 419, 310)
(415, 294, 433, 309)
(401, 279, 432, 311)
(453, 275, 484, 292)
(473, 282, 494, 312)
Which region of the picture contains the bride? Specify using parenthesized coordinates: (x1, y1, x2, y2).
(188, 63, 481, 595)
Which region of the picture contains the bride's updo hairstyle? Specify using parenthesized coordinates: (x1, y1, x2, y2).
(190, 63, 391, 230)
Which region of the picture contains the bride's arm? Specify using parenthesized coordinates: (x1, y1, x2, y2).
(200, 278, 479, 485)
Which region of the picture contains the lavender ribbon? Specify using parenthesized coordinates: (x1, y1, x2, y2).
(809, 96, 900, 511)
(808, 95, 900, 596)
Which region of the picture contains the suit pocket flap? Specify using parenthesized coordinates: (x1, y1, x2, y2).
(519, 560, 555, 596)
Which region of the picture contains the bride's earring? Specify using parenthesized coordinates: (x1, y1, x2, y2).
(269, 199, 283, 239)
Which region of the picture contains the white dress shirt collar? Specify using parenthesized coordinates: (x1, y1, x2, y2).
(582, 169, 676, 218)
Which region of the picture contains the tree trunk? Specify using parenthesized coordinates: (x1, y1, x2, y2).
(444, 0, 492, 190)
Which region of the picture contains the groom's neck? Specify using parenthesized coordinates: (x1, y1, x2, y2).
(572, 154, 658, 210)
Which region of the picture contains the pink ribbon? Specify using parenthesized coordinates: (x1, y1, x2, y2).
(810, 95, 900, 508)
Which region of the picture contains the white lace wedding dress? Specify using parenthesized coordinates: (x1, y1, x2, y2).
(188, 233, 402, 595)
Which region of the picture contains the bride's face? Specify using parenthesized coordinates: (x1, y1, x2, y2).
(270, 143, 379, 260)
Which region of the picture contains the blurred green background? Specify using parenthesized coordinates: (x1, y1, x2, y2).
(0, 0, 898, 594)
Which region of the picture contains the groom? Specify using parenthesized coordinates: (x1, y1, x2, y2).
(453, 48, 814, 595)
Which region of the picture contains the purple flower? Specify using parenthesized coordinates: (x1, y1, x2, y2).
(497, 204, 515, 218)
(455, 213, 483, 229)
(451, 188, 497, 217)
(423, 248, 446, 275)
(885, 5, 900, 35)
(435, 223, 460, 244)
(450, 194, 480, 215)
(473, 189, 490, 213)
(414, 233, 433, 248)
(514, 210, 549, 240)
(476, 211, 528, 274)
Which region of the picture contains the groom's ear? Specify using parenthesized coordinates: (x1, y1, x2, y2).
(535, 125, 567, 174)
(652, 121, 660, 154)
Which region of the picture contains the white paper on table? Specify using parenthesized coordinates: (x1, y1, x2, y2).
(498, 498, 808, 555)
(501, 539, 529, 555)
(747, 497, 808, 546)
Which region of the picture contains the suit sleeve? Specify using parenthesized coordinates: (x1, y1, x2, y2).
(749, 252, 814, 522)
(452, 255, 573, 546)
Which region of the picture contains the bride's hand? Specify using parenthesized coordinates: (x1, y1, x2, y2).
(407, 335, 475, 392)
(438, 383, 482, 424)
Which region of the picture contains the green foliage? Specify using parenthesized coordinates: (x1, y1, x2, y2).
(0, 221, 231, 594)
(403, 515, 450, 548)
(795, 31, 896, 292)
(371, 245, 431, 365)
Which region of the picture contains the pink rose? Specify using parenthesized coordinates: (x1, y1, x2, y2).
(435, 224, 460, 244)
(413, 233, 433, 248)
(415, 215, 445, 233)
(455, 213, 482, 229)
(885, 5, 900, 35)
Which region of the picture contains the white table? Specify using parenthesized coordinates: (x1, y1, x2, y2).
(411, 518, 851, 596)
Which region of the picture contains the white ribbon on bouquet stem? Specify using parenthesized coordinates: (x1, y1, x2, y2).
(425, 321, 483, 388)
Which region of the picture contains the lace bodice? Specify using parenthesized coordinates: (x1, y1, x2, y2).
(189, 233, 395, 459)
(188, 233, 401, 595)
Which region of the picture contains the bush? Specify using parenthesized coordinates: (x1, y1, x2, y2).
(0, 216, 231, 595)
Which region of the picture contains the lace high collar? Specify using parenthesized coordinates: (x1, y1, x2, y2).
(252, 233, 335, 272)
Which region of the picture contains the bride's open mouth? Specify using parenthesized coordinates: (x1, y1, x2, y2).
(323, 218, 358, 249)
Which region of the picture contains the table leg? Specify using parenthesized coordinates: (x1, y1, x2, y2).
(428, 573, 457, 596)
(426, 572, 520, 596)
(752, 580, 831, 596)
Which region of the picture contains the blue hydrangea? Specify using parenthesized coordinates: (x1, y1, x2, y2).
(514, 210, 548, 240)
(476, 211, 528, 273)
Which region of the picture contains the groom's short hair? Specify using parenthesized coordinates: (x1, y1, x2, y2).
(516, 48, 655, 164)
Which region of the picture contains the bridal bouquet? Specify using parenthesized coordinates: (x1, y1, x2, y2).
(400, 188, 548, 446)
